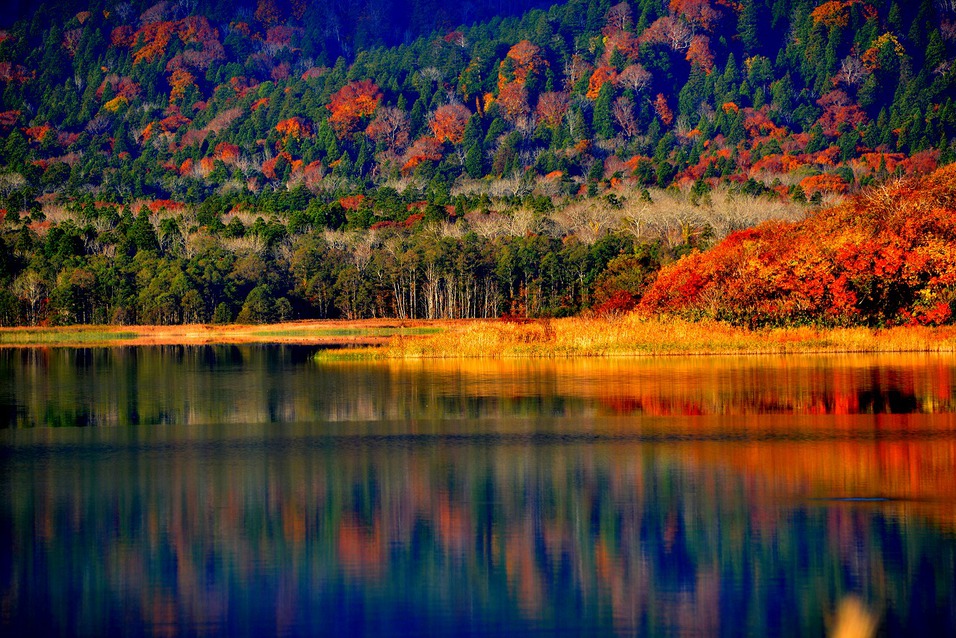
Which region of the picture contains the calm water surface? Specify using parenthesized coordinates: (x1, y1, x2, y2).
(2, 346, 956, 636)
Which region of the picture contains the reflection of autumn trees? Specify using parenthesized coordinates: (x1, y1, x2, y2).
(686, 438, 956, 527)
(7, 436, 956, 635)
(7, 335, 956, 638)
(5, 349, 956, 430)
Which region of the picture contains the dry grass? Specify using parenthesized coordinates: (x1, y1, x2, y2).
(7, 315, 956, 356)
(383, 314, 956, 358)
(0, 320, 442, 348)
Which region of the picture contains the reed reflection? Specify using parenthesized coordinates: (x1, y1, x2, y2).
(4, 433, 956, 636)
(3, 349, 956, 429)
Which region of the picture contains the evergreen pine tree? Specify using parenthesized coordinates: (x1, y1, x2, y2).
(131, 207, 159, 253)
(738, 0, 763, 57)
(593, 82, 614, 139)
(924, 30, 946, 72)
(463, 115, 484, 178)
(679, 69, 708, 119)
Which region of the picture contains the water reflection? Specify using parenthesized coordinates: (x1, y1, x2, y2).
(3, 348, 956, 429)
(4, 432, 956, 636)
(2, 348, 956, 636)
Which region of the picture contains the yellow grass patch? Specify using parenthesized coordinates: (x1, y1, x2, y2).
(383, 315, 956, 358)
(0, 320, 438, 348)
(5, 315, 956, 356)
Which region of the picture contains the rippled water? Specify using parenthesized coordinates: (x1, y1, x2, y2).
(2, 346, 956, 636)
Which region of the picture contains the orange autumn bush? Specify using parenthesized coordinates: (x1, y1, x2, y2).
(639, 164, 956, 327)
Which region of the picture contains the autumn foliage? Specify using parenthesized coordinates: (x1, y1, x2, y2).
(799, 173, 848, 197)
(654, 93, 674, 126)
(262, 152, 293, 180)
(158, 109, 190, 132)
(365, 106, 411, 151)
(429, 104, 471, 144)
(535, 92, 570, 129)
(275, 117, 312, 140)
(327, 80, 382, 138)
(500, 40, 545, 88)
(0, 61, 32, 83)
(670, 0, 723, 30)
(168, 69, 195, 104)
(96, 75, 141, 101)
(586, 66, 618, 100)
(496, 82, 530, 123)
(110, 25, 135, 48)
(639, 165, 956, 327)
(815, 90, 868, 137)
(131, 22, 175, 64)
(402, 137, 443, 173)
(810, 0, 861, 28)
(686, 35, 715, 73)
(0, 110, 20, 127)
(861, 33, 905, 71)
(3, 0, 956, 331)
(0, 0, 951, 215)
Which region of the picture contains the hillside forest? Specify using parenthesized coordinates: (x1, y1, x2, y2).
(1, 0, 955, 326)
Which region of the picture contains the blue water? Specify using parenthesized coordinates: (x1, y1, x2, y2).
(2, 346, 956, 636)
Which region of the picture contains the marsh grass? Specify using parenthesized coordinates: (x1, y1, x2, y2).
(8, 317, 956, 356)
(383, 315, 956, 358)
(252, 326, 442, 338)
(0, 321, 448, 348)
(0, 328, 140, 345)
(313, 347, 387, 361)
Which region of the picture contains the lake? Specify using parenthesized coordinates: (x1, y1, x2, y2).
(2, 345, 956, 636)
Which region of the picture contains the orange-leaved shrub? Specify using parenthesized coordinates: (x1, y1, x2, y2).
(638, 164, 956, 327)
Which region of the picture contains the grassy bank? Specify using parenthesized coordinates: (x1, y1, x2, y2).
(0, 320, 442, 348)
(5, 315, 956, 356)
(380, 315, 956, 358)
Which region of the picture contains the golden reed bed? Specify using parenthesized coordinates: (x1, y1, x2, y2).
(4, 315, 956, 356)
(382, 315, 956, 358)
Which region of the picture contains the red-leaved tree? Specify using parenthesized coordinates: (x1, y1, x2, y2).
(430, 103, 471, 144)
(327, 80, 382, 138)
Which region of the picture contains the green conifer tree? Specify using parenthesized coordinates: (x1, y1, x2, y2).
(593, 82, 614, 139)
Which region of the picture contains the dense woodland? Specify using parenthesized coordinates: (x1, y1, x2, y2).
(1, 0, 955, 326)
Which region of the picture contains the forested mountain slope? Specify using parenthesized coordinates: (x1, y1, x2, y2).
(0, 0, 954, 325)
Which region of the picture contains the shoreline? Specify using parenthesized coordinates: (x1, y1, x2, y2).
(3, 315, 956, 357)
(0, 319, 448, 348)
(379, 315, 956, 359)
